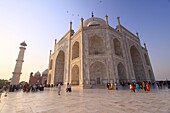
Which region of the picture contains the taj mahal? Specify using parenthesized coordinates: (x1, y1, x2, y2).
(47, 14, 155, 87)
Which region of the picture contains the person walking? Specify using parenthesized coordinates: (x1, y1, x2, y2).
(66, 83, 72, 92)
(106, 82, 109, 89)
(115, 82, 118, 90)
(3, 85, 8, 97)
(58, 83, 61, 95)
(68, 83, 72, 92)
(135, 83, 140, 92)
(131, 83, 136, 93)
(142, 81, 145, 91)
(0, 86, 3, 100)
(130, 83, 132, 92)
(146, 82, 150, 92)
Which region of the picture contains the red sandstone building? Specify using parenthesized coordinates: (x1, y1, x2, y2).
(29, 69, 48, 85)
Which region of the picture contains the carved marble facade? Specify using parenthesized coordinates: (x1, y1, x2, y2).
(47, 15, 155, 87)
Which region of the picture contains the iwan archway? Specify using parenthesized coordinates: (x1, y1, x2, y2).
(54, 50, 65, 84)
(89, 61, 107, 85)
(130, 46, 146, 82)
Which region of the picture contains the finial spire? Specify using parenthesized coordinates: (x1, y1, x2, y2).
(117, 16, 120, 26)
(70, 21, 72, 30)
(20, 41, 27, 46)
(105, 14, 108, 25)
(55, 39, 57, 44)
(136, 32, 139, 37)
(81, 17, 84, 29)
(50, 50, 52, 55)
(92, 12, 94, 18)
(144, 43, 147, 49)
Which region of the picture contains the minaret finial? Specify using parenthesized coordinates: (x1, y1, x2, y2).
(55, 39, 57, 44)
(81, 17, 84, 29)
(92, 12, 94, 18)
(50, 50, 52, 55)
(70, 21, 72, 30)
(144, 43, 147, 49)
(105, 14, 108, 25)
(117, 16, 120, 26)
(136, 32, 139, 37)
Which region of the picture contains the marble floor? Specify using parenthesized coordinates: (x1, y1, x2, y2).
(0, 87, 170, 113)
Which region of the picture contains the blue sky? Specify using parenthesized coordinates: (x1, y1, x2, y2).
(0, 0, 170, 82)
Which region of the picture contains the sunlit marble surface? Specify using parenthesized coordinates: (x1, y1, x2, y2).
(0, 87, 170, 113)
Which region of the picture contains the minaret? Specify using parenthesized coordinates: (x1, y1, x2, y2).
(10, 41, 27, 85)
(105, 15, 109, 25)
(116, 16, 121, 32)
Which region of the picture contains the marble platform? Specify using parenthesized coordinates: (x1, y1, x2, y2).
(0, 87, 170, 113)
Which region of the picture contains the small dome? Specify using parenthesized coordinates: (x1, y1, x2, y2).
(87, 20, 100, 26)
(83, 17, 106, 27)
(34, 71, 41, 76)
(42, 69, 48, 75)
(20, 41, 27, 46)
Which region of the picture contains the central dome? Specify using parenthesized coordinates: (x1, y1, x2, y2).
(83, 17, 106, 27)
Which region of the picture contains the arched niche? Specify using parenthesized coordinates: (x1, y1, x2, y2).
(49, 59, 53, 70)
(144, 54, 150, 65)
(113, 38, 123, 57)
(88, 35, 105, 55)
(148, 70, 154, 80)
(72, 41, 79, 60)
(117, 62, 127, 82)
(71, 65, 79, 85)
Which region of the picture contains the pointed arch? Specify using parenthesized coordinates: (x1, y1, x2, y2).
(72, 41, 79, 60)
(148, 70, 154, 80)
(54, 50, 65, 84)
(144, 54, 150, 65)
(71, 64, 79, 85)
(49, 59, 53, 70)
(130, 46, 146, 81)
(88, 35, 105, 55)
(117, 62, 127, 82)
(89, 61, 107, 84)
(113, 38, 123, 57)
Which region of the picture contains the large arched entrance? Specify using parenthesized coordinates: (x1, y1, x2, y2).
(54, 50, 65, 84)
(89, 61, 107, 85)
(130, 46, 146, 82)
(71, 65, 79, 85)
(117, 62, 127, 83)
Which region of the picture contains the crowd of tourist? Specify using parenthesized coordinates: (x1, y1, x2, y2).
(0, 80, 169, 99)
(106, 80, 170, 93)
(5, 84, 45, 93)
(22, 84, 45, 93)
(129, 81, 151, 93)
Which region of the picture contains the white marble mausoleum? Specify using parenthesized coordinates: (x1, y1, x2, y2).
(47, 14, 155, 87)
